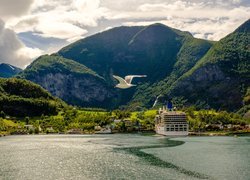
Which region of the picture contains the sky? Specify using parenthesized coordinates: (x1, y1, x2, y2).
(0, 0, 249, 68)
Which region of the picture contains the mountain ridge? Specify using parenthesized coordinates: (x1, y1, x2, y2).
(18, 55, 117, 108)
(18, 20, 249, 112)
(0, 63, 22, 78)
(168, 19, 250, 111)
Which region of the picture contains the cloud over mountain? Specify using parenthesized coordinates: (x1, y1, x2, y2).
(9, 0, 107, 41)
(0, 0, 249, 68)
(6, 0, 249, 42)
(0, 19, 42, 68)
(0, 0, 34, 20)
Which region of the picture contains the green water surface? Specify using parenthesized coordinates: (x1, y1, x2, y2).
(0, 134, 249, 180)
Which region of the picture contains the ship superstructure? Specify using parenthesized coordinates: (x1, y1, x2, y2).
(155, 106, 188, 136)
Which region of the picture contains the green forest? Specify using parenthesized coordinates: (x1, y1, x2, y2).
(1, 106, 249, 136)
(0, 20, 249, 136)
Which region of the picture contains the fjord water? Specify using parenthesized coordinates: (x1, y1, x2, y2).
(0, 135, 249, 180)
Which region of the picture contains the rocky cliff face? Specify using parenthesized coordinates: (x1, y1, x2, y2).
(56, 23, 212, 108)
(169, 20, 250, 111)
(32, 72, 116, 107)
(18, 20, 249, 111)
(170, 64, 242, 110)
(18, 55, 117, 108)
(173, 64, 225, 93)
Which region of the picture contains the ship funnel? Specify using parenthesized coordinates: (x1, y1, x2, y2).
(167, 100, 173, 111)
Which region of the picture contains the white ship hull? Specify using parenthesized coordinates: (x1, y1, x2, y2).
(155, 108, 189, 136)
(155, 126, 188, 136)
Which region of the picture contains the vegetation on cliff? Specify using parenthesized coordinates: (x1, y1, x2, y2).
(18, 54, 99, 79)
(168, 19, 250, 111)
(20, 23, 213, 109)
(0, 78, 65, 117)
(18, 55, 117, 108)
(4, 20, 249, 114)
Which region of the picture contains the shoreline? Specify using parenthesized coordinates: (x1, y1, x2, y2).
(1, 130, 249, 137)
(188, 130, 250, 136)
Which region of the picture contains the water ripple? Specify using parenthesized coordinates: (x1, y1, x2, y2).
(114, 138, 211, 179)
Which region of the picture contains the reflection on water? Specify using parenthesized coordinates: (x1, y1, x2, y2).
(114, 138, 209, 179)
(0, 134, 249, 180)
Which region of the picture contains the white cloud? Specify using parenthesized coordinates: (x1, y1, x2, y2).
(231, 0, 242, 4)
(7, 0, 108, 42)
(137, 1, 191, 12)
(0, 0, 249, 68)
(34, 21, 88, 40)
(0, 0, 34, 20)
(116, 1, 250, 40)
(0, 0, 108, 68)
(6, 0, 249, 42)
(123, 17, 248, 41)
(16, 47, 43, 68)
(0, 19, 43, 68)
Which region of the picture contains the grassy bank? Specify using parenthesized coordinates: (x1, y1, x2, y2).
(0, 107, 249, 135)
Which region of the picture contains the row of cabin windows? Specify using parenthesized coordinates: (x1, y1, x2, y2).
(166, 124, 188, 132)
(156, 118, 188, 124)
(163, 117, 186, 120)
(164, 118, 187, 121)
(163, 116, 186, 118)
(166, 124, 188, 128)
(165, 121, 187, 124)
(166, 128, 187, 131)
(164, 116, 186, 118)
(156, 120, 187, 124)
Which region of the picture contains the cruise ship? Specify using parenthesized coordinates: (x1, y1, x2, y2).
(155, 104, 189, 136)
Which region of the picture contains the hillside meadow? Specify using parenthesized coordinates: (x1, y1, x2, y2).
(1, 107, 249, 136)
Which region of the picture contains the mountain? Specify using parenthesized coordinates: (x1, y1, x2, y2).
(19, 23, 214, 109)
(18, 55, 117, 108)
(57, 23, 212, 107)
(58, 24, 207, 82)
(0, 78, 65, 117)
(17, 21, 248, 111)
(128, 35, 213, 108)
(0, 63, 22, 78)
(168, 19, 250, 111)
